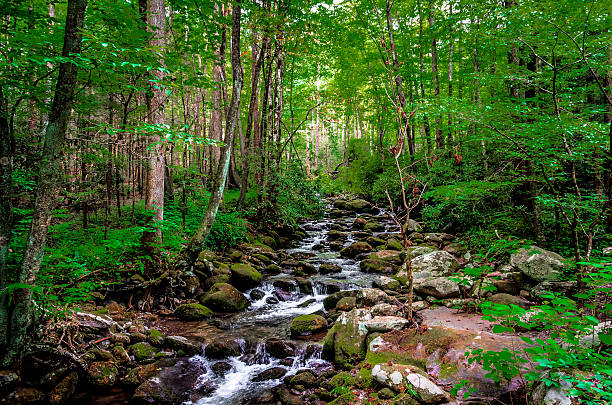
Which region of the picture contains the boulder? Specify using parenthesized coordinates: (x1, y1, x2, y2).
(488, 293, 532, 309)
(386, 238, 404, 251)
(406, 246, 438, 258)
(396, 251, 459, 285)
(252, 367, 287, 382)
(290, 314, 328, 337)
(230, 263, 263, 290)
(364, 221, 385, 232)
(265, 338, 297, 358)
(48, 371, 78, 404)
(290, 370, 318, 387)
(340, 242, 373, 258)
(510, 246, 567, 282)
(200, 283, 249, 313)
(128, 342, 157, 363)
(360, 259, 397, 274)
(88, 361, 118, 387)
(205, 338, 243, 359)
(414, 277, 461, 299)
(327, 230, 349, 241)
(356, 288, 391, 307)
(211, 362, 232, 376)
(345, 199, 374, 213)
(371, 363, 446, 404)
(174, 303, 213, 321)
(372, 276, 401, 291)
(133, 359, 208, 404)
(336, 296, 357, 311)
(322, 308, 371, 368)
(406, 219, 423, 232)
(319, 263, 342, 274)
(368, 250, 404, 265)
(353, 217, 368, 229)
(165, 336, 202, 356)
(364, 316, 410, 333)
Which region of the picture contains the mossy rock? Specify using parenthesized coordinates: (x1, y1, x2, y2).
(265, 263, 282, 274)
(200, 283, 249, 312)
(386, 238, 404, 251)
(147, 329, 165, 346)
(230, 263, 263, 290)
(364, 221, 385, 232)
(174, 303, 213, 321)
(253, 253, 272, 264)
(329, 371, 356, 388)
(290, 314, 328, 337)
(88, 361, 118, 387)
(335, 296, 356, 311)
(129, 342, 157, 362)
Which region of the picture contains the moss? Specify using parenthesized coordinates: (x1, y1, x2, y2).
(253, 253, 271, 264)
(148, 329, 165, 346)
(174, 303, 213, 321)
(290, 314, 327, 336)
(329, 372, 355, 388)
(200, 283, 249, 312)
(129, 342, 157, 362)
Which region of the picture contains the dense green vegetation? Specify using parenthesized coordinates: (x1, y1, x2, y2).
(0, 0, 610, 403)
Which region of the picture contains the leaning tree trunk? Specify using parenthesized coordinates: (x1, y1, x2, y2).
(184, 0, 243, 268)
(3, 0, 87, 365)
(141, 0, 167, 253)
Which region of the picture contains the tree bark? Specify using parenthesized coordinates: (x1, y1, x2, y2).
(141, 0, 167, 253)
(429, 3, 442, 150)
(184, 1, 243, 268)
(3, 0, 87, 364)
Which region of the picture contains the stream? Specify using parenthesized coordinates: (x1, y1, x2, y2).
(183, 206, 394, 405)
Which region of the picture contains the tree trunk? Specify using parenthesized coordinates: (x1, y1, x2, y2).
(429, 3, 442, 150)
(141, 0, 167, 253)
(3, 0, 87, 364)
(184, 1, 243, 268)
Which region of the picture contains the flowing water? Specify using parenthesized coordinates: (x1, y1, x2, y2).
(183, 206, 394, 405)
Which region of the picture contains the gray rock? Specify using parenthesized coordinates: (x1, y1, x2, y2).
(510, 246, 567, 282)
(414, 277, 461, 299)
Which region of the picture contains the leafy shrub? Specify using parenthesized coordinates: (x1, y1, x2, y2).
(204, 211, 249, 250)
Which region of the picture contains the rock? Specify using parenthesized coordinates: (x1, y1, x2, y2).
(364, 221, 385, 232)
(371, 303, 399, 316)
(532, 280, 577, 298)
(369, 250, 404, 265)
(0, 370, 19, 391)
(371, 363, 446, 404)
(253, 367, 287, 382)
(296, 261, 317, 275)
(88, 361, 118, 387)
(290, 370, 317, 387)
(200, 283, 249, 312)
(336, 296, 357, 311)
(266, 338, 297, 358)
(265, 264, 282, 274)
(165, 336, 201, 356)
(230, 263, 263, 290)
(205, 339, 243, 359)
(133, 359, 208, 404)
(328, 241, 345, 251)
(367, 236, 386, 247)
(406, 219, 423, 232)
(386, 238, 404, 251)
(174, 303, 213, 321)
(493, 279, 520, 295)
(322, 308, 371, 368)
(410, 250, 459, 277)
(360, 259, 398, 274)
(345, 199, 374, 213)
(274, 385, 305, 405)
(340, 242, 373, 258)
(510, 246, 567, 282)
(123, 359, 177, 386)
(356, 288, 390, 307)
(129, 342, 157, 363)
(488, 293, 532, 309)
(406, 246, 437, 258)
(5, 387, 45, 404)
(48, 371, 78, 404)
(364, 316, 410, 332)
(250, 289, 266, 300)
(578, 321, 612, 348)
(378, 387, 395, 399)
(323, 291, 354, 310)
(372, 276, 401, 291)
(414, 277, 461, 299)
(252, 253, 272, 264)
(328, 230, 349, 241)
(211, 362, 232, 376)
(532, 374, 574, 405)
(319, 263, 342, 274)
(353, 217, 367, 229)
(290, 314, 328, 337)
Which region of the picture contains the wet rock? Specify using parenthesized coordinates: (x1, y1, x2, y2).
(0, 370, 19, 391)
(371, 363, 446, 404)
(274, 385, 305, 405)
(336, 296, 357, 311)
(386, 238, 404, 251)
(322, 308, 371, 368)
(323, 291, 354, 310)
(345, 199, 375, 213)
(369, 250, 404, 265)
(129, 342, 157, 363)
(133, 359, 207, 404)
(273, 277, 299, 292)
(356, 288, 391, 307)
(488, 293, 533, 309)
(165, 336, 201, 356)
(253, 367, 287, 382)
(200, 283, 249, 312)
(205, 339, 243, 359)
(296, 261, 317, 275)
(123, 359, 177, 386)
(290, 370, 318, 387)
(250, 289, 266, 300)
(174, 303, 213, 321)
(267, 296, 280, 304)
(230, 263, 263, 290)
(510, 246, 567, 282)
(290, 314, 328, 337)
(328, 241, 345, 251)
(319, 263, 342, 274)
(211, 362, 233, 376)
(265, 264, 282, 274)
(364, 221, 385, 232)
(340, 241, 373, 258)
(353, 217, 367, 229)
(365, 316, 410, 332)
(366, 236, 386, 247)
(298, 298, 316, 307)
(146, 329, 165, 346)
(265, 338, 297, 358)
(88, 361, 118, 387)
(327, 230, 349, 241)
(371, 303, 399, 316)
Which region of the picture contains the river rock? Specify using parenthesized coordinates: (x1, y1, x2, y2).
(5, 387, 45, 404)
(368, 250, 404, 265)
(129, 342, 157, 363)
(230, 263, 263, 290)
(253, 367, 287, 382)
(296, 261, 317, 275)
(319, 263, 342, 274)
(345, 199, 375, 213)
(531, 280, 577, 298)
(88, 361, 118, 387)
(356, 288, 391, 307)
(406, 246, 438, 258)
(340, 241, 373, 258)
(165, 335, 201, 355)
(200, 283, 249, 312)
(48, 371, 78, 404)
(364, 221, 385, 232)
(371, 363, 446, 404)
(396, 251, 459, 285)
(205, 338, 243, 359)
(322, 308, 371, 368)
(531, 373, 575, 405)
(372, 276, 401, 291)
(360, 258, 397, 274)
(328, 230, 349, 241)
(290, 314, 328, 337)
(364, 316, 410, 332)
(406, 219, 423, 232)
(353, 217, 367, 229)
(290, 370, 318, 387)
(336, 296, 357, 311)
(414, 277, 461, 299)
(265, 338, 297, 358)
(510, 246, 567, 282)
(386, 238, 404, 251)
(174, 303, 213, 321)
(133, 359, 208, 404)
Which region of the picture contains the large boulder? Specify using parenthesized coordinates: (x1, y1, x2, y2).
(360, 259, 398, 274)
(356, 288, 391, 307)
(368, 250, 404, 265)
(340, 242, 373, 258)
(345, 199, 375, 213)
(510, 246, 567, 282)
(230, 263, 263, 290)
(199, 283, 249, 312)
(371, 363, 446, 404)
(290, 314, 328, 337)
(174, 303, 213, 321)
(133, 359, 209, 404)
(413, 277, 461, 299)
(396, 251, 459, 285)
(322, 308, 372, 368)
